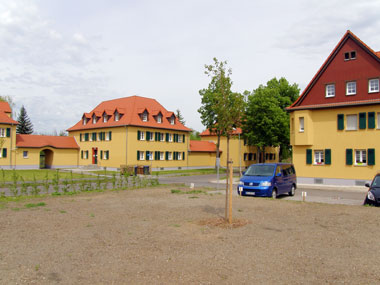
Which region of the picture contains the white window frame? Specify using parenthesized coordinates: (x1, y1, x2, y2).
(106, 132, 110, 141)
(314, 150, 324, 165)
(178, 152, 182, 160)
(142, 112, 148, 122)
(23, 151, 28, 159)
(160, 133, 165, 142)
(149, 133, 154, 141)
(83, 118, 87, 125)
(0, 128, 5, 137)
(299, 117, 304, 132)
(326, 84, 335, 98)
(369, 78, 379, 93)
(178, 135, 183, 143)
(355, 149, 367, 166)
(157, 115, 162, 123)
(0, 149, 2, 158)
(170, 116, 175, 125)
(84, 151, 89, 159)
(103, 114, 108, 123)
(346, 81, 356, 95)
(140, 131, 145, 141)
(168, 134, 173, 142)
(148, 151, 153, 161)
(92, 115, 97, 124)
(168, 152, 172, 160)
(114, 111, 120, 121)
(160, 152, 164, 160)
(139, 151, 145, 161)
(346, 114, 358, 130)
(377, 112, 380, 129)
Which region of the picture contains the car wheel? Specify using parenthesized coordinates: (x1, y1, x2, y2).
(288, 184, 296, 196)
(272, 189, 277, 199)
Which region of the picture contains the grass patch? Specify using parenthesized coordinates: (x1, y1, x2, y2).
(25, 202, 46, 208)
(59, 210, 67, 214)
(171, 189, 206, 195)
(153, 168, 227, 176)
(0, 169, 93, 182)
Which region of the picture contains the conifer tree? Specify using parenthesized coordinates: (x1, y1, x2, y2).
(16, 106, 33, 134)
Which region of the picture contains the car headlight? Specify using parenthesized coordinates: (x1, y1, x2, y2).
(238, 181, 244, 185)
(260, 181, 271, 187)
(367, 191, 375, 201)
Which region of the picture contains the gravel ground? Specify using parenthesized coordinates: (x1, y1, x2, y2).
(0, 186, 379, 284)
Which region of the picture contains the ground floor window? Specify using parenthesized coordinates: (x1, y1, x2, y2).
(160, 152, 164, 160)
(23, 151, 28, 158)
(355, 150, 366, 165)
(314, 150, 324, 165)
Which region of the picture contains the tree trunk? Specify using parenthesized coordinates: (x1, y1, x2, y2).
(262, 146, 266, 163)
(215, 134, 221, 169)
(225, 135, 230, 221)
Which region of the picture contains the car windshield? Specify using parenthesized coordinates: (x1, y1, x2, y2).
(372, 176, 380, 187)
(245, 165, 275, 176)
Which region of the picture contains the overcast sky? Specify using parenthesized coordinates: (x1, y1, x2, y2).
(1, 0, 380, 134)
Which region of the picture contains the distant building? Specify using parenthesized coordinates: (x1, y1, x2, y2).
(287, 30, 380, 185)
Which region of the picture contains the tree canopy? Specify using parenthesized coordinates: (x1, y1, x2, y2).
(242, 77, 299, 161)
(16, 105, 34, 134)
(175, 109, 186, 125)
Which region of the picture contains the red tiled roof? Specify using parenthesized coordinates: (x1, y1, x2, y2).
(0, 101, 18, 125)
(200, 127, 242, 136)
(288, 30, 380, 111)
(67, 96, 191, 132)
(189, 140, 221, 153)
(0, 101, 12, 113)
(16, 134, 79, 149)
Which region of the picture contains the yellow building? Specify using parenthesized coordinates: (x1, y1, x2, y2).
(288, 31, 380, 185)
(0, 102, 19, 169)
(67, 96, 191, 171)
(196, 128, 279, 169)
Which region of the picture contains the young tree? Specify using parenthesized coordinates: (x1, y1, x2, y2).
(198, 58, 246, 222)
(242, 77, 299, 161)
(16, 105, 34, 134)
(175, 109, 186, 125)
(190, 129, 201, 141)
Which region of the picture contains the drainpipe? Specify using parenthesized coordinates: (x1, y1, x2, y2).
(125, 126, 128, 167)
(10, 124, 13, 169)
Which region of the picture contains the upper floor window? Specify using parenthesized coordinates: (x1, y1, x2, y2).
(83, 118, 87, 125)
(299, 117, 304, 132)
(142, 111, 148, 122)
(114, 111, 120, 121)
(170, 116, 175, 125)
(344, 51, 356, 61)
(103, 114, 108, 123)
(346, 114, 358, 130)
(0, 128, 5, 137)
(157, 114, 162, 123)
(369, 78, 379, 93)
(314, 150, 324, 165)
(92, 114, 97, 124)
(326, 84, 335, 97)
(346, 81, 356, 95)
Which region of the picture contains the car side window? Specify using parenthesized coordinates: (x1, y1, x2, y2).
(276, 166, 282, 176)
(282, 166, 289, 176)
(373, 176, 380, 187)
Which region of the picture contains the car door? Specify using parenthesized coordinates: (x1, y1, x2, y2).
(274, 165, 284, 193)
(281, 165, 292, 193)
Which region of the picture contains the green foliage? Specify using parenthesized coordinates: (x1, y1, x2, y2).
(190, 130, 201, 140)
(25, 202, 46, 208)
(175, 109, 186, 125)
(242, 77, 300, 161)
(16, 105, 34, 134)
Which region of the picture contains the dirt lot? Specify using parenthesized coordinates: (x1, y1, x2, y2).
(1, 186, 379, 284)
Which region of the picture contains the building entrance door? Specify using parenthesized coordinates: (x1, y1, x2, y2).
(92, 147, 98, 164)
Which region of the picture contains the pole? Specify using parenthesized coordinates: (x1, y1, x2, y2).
(228, 160, 233, 224)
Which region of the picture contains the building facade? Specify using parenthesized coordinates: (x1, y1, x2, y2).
(67, 96, 191, 170)
(287, 30, 380, 185)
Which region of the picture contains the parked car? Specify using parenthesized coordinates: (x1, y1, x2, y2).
(363, 174, 380, 207)
(237, 163, 296, 198)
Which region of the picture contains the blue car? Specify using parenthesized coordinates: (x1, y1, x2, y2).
(237, 163, 297, 198)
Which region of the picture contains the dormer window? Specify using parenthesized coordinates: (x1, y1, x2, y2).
(83, 118, 87, 125)
(344, 51, 356, 61)
(114, 111, 120, 121)
(142, 111, 148, 122)
(170, 116, 175, 125)
(103, 113, 108, 123)
(92, 114, 97, 124)
(157, 114, 162, 123)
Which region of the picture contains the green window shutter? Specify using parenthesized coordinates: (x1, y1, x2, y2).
(154, 151, 158, 160)
(183, 152, 185, 160)
(137, 151, 140, 160)
(3, 148, 7, 158)
(183, 135, 185, 143)
(359, 112, 366, 129)
(81, 150, 83, 159)
(155, 132, 158, 141)
(368, 148, 375, 165)
(147, 131, 150, 140)
(85, 133, 89, 141)
(337, 114, 344, 130)
(100, 150, 103, 160)
(325, 149, 331, 165)
(158, 133, 161, 141)
(109, 131, 112, 140)
(80, 134, 82, 141)
(166, 133, 169, 142)
(6, 128, 10, 137)
(306, 149, 312, 164)
(137, 130, 141, 140)
(346, 149, 353, 165)
(146, 151, 149, 160)
(368, 112, 375, 129)
(165, 151, 169, 160)
(103, 132, 106, 141)
(107, 151, 109, 160)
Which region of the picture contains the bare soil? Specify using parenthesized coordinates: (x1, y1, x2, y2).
(0, 186, 379, 284)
